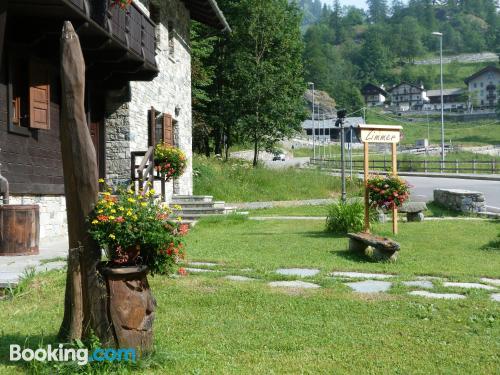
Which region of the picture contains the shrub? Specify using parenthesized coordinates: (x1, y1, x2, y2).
(367, 175, 410, 210)
(325, 200, 364, 234)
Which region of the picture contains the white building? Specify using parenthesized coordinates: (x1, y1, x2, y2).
(464, 65, 500, 109)
(388, 83, 428, 111)
(422, 88, 466, 111)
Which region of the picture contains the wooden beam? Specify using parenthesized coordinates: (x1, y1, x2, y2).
(364, 142, 370, 233)
(392, 142, 398, 235)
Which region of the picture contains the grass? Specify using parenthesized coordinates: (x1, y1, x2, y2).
(193, 155, 362, 202)
(394, 61, 493, 90)
(1, 217, 499, 374)
(248, 201, 465, 218)
(365, 109, 500, 146)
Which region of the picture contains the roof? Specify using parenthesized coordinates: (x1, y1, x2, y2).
(426, 88, 465, 97)
(387, 82, 424, 93)
(182, 0, 231, 32)
(302, 117, 365, 129)
(464, 65, 500, 84)
(361, 83, 388, 96)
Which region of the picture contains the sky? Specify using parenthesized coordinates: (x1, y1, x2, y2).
(322, 0, 367, 10)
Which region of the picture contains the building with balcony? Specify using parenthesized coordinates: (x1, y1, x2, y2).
(422, 88, 466, 112)
(464, 65, 500, 109)
(387, 82, 428, 111)
(0, 0, 229, 237)
(361, 83, 387, 107)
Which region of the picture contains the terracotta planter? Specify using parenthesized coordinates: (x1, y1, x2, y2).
(101, 265, 156, 354)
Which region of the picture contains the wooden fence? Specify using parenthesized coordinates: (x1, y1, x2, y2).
(311, 158, 499, 174)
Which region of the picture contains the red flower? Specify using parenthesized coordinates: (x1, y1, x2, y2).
(179, 224, 189, 236)
(97, 215, 109, 222)
(115, 216, 125, 223)
(178, 267, 188, 276)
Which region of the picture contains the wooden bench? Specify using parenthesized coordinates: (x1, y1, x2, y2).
(399, 202, 427, 222)
(347, 232, 400, 262)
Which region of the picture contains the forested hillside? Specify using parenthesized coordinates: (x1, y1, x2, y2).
(301, 0, 500, 110)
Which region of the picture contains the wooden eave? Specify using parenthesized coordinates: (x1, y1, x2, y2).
(6, 0, 159, 84)
(182, 0, 231, 32)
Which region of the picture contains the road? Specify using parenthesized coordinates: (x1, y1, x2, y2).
(405, 176, 500, 208)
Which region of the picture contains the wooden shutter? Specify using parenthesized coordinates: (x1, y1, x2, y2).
(163, 113, 173, 146)
(29, 61, 50, 130)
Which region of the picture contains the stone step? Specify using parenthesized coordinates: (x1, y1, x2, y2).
(172, 195, 213, 203)
(169, 201, 226, 209)
(485, 205, 500, 213)
(172, 207, 226, 215)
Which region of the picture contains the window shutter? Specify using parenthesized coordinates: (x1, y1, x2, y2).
(163, 113, 173, 146)
(29, 61, 50, 130)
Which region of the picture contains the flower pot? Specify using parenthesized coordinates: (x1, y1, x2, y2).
(101, 265, 156, 354)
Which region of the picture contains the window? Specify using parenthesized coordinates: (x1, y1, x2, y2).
(480, 82, 483, 87)
(305, 129, 312, 136)
(473, 83, 477, 88)
(154, 113, 174, 146)
(168, 21, 175, 57)
(8, 55, 50, 136)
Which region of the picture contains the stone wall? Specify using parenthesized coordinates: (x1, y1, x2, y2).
(433, 189, 486, 213)
(8, 195, 67, 239)
(105, 0, 193, 199)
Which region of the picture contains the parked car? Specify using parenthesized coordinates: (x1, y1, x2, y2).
(273, 153, 286, 161)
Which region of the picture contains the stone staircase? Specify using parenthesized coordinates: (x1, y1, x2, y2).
(168, 195, 236, 225)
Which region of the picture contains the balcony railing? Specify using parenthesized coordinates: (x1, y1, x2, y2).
(65, 0, 157, 69)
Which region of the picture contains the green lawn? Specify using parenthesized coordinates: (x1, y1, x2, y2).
(1, 218, 499, 374)
(193, 156, 362, 202)
(366, 110, 500, 146)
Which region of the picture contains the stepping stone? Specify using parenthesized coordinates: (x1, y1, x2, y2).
(184, 268, 217, 273)
(331, 271, 394, 280)
(189, 262, 219, 267)
(491, 294, 500, 302)
(442, 282, 496, 290)
(275, 268, 320, 277)
(224, 275, 256, 282)
(345, 280, 392, 293)
(480, 278, 500, 287)
(409, 291, 465, 300)
(240, 268, 253, 272)
(416, 276, 445, 281)
(403, 280, 434, 289)
(268, 280, 320, 289)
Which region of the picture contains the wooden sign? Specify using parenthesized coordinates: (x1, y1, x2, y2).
(358, 125, 402, 144)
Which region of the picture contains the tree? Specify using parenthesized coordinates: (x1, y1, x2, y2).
(222, 0, 307, 166)
(358, 27, 391, 84)
(367, 0, 388, 23)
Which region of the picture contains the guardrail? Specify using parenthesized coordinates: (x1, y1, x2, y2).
(311, 158, 499, 174)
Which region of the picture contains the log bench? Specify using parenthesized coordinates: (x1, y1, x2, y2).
(347, 232, 400, 262)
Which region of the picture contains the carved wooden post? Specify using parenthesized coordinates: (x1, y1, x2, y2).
(58, 21, 114, 345)
(392, 143, 398, 235)
(363, 142, 370, 233)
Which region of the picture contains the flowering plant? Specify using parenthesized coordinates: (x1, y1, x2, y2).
(110, 0, 132, 10)
(88, 180, 189, 275)
(367, 175, 410, 210)
(154, 145, 187, 181)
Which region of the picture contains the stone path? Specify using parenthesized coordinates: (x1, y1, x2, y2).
(276, 268, 320, 277)
(346, 280, 392, 293)
(268, 280, 320, 289)
(0, 236, 68, 288)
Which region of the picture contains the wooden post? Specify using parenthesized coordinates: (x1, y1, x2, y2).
(364, 142, 370, 233)
(391, 143, 398, 235)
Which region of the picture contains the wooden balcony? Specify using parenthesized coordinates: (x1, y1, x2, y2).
(5, 0, 158, 85)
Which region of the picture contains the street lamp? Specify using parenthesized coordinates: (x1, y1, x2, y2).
(432, 31, 445, 168)
(308, 82, 316, 160)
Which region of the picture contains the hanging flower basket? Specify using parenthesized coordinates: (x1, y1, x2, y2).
(110, 0, 132, 10)
(154, 145, 188, 182)
(367, 175, 410, 210)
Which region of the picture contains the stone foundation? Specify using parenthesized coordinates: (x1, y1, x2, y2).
(8, 195, 67, 239)
(433, 189, 486, 213)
